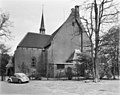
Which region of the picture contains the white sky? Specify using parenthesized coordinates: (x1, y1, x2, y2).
(0, 0, 120, 55)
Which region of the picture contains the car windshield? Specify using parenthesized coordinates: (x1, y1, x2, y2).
(20, 74, 26, 77)
(15, 73, 26, 78)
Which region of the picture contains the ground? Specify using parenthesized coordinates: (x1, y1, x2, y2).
(0, 78, 120, 95)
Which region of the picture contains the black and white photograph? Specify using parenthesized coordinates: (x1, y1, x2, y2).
(0, 0, 120, 95)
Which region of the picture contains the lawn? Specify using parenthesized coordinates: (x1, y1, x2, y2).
(0, 78, 120, 95)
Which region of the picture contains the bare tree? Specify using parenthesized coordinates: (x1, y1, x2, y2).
(0, 11, 13, 39)
(79, 0, 119, 82)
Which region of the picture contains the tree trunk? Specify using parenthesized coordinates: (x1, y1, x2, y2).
(117, 45, 119, 79)
(94, 32, 100, 82)
(90, 39, 95, 80)
(94, 0, 100, 82)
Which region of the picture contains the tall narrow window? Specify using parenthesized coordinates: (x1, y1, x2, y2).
(31, 57, 36, 67)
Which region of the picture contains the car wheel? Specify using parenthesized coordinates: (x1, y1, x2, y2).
(18, 79, 22, 84)
(7, 79, 11, 83)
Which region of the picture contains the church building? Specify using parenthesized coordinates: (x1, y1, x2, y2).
(14, 6, 90, 77)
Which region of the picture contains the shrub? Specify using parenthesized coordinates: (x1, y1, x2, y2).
(28, 71, 41, 80)
(99, 63, 112, 79)
(65, 67, 73, 80)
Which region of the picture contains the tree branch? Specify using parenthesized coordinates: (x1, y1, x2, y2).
(0, 12, 12, 39)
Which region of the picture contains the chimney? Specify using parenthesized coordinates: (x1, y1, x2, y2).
(75, 5, 79, 19)
(71, 5, 80, 19)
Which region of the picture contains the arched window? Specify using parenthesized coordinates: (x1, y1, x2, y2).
(31, 57, 36, 67)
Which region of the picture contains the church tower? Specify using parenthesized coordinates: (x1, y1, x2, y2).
(39, 11, 45, 34)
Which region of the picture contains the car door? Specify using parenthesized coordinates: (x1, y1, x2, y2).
(12, 75, 19, 82)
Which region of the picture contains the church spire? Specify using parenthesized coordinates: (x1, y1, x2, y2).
(39, 10, 45, 34)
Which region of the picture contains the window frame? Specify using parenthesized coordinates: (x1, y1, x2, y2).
(31, 57, 36, 67)
(57, 64, 65, 69)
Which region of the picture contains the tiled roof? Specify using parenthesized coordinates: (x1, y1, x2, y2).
(18, 32, 51, 49)
(18, 6, 85, 49)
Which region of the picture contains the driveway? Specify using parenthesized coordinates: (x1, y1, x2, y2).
(0, 79, 120, 95)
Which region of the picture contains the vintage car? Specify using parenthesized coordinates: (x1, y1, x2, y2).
(7, 73, 29, 83)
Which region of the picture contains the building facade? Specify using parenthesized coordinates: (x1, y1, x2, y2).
(14, 6, 90, 77)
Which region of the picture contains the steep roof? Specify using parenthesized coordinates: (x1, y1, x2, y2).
(45, 11, 73, 46)
(18, 6, 85, 49)
(48, 6, 85, 44)
(6, 59, 13, 68)
(18, 32, 51, 49)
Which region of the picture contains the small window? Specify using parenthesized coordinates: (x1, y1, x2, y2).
(31, 57, 36, 67)
(57, 64, 65, 69)
(72, 21, 75, 26)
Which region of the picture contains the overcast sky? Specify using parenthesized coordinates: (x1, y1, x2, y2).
(1, 0, 120, 55)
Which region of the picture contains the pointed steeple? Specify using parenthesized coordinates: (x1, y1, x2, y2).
(39, 11, 45, 34)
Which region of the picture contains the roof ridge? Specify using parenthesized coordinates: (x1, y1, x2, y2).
(27, 32, 51, 36)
